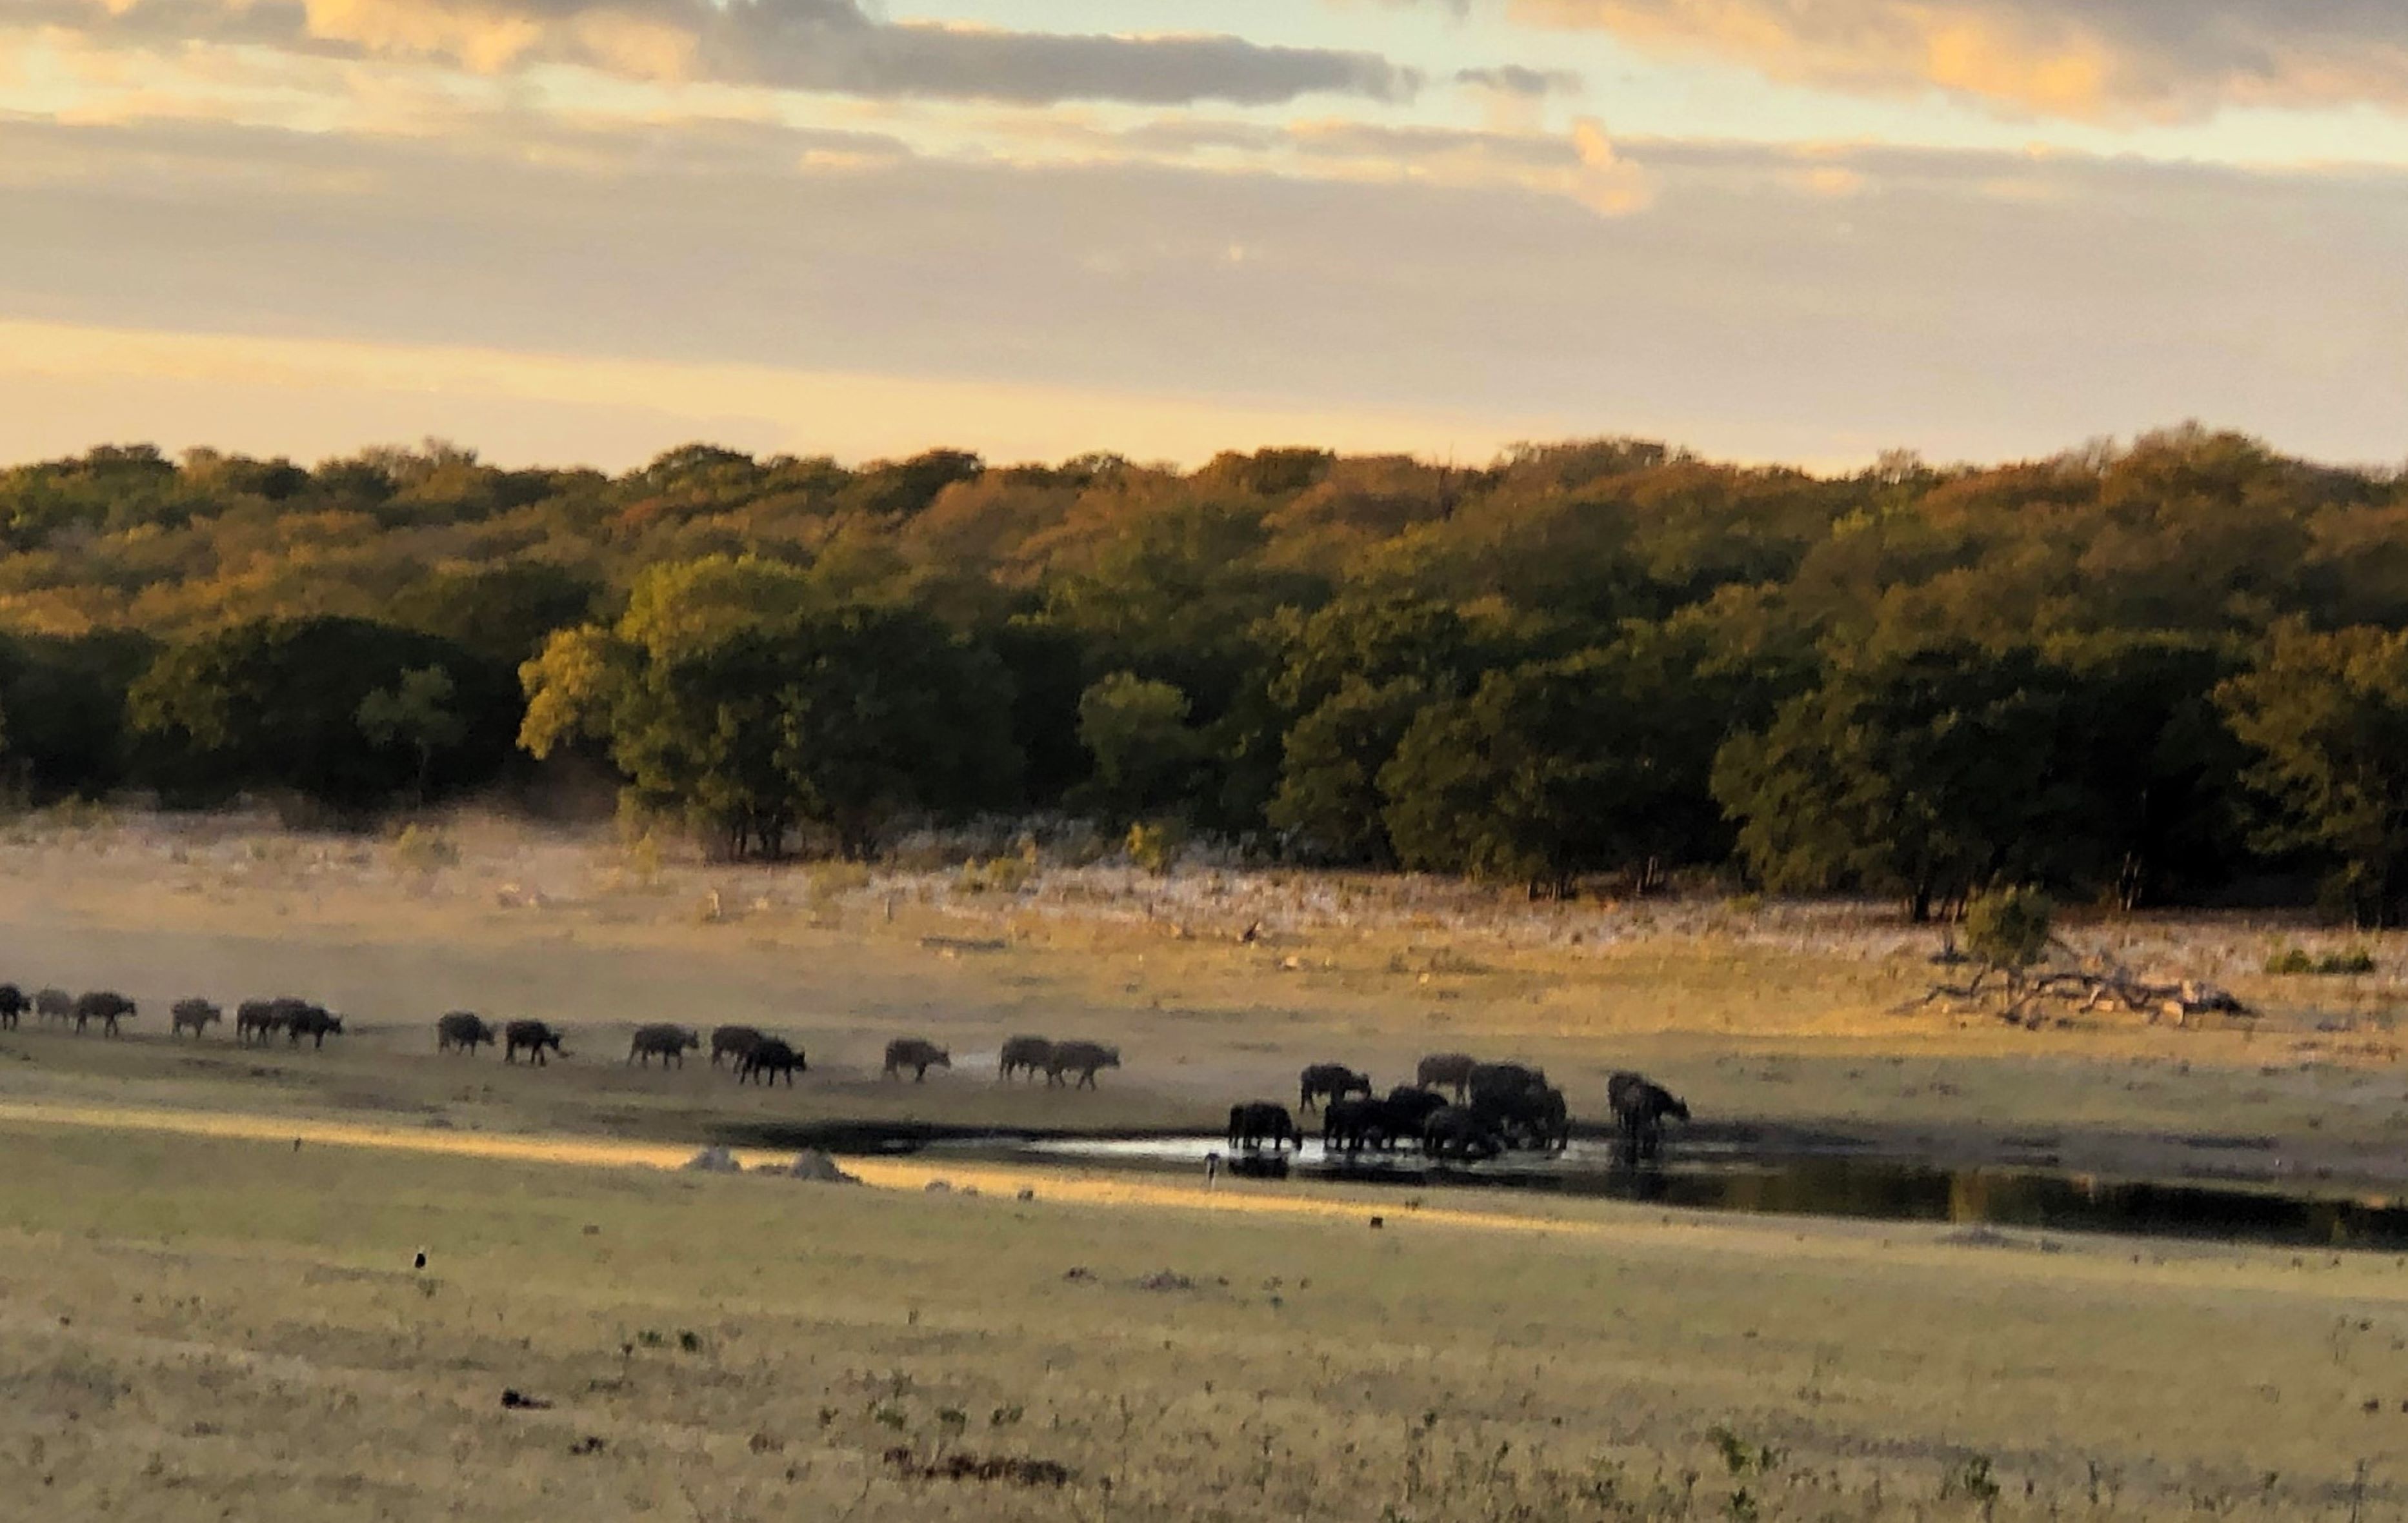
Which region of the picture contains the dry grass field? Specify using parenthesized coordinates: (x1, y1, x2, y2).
(5, 811, 2408, 1518)
(6, 1116, 2408, 1521)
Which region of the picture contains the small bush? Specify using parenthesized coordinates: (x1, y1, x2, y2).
(1127, 820, 1185, 875)
(392, 824, 460, 875)
(1963, 887, 2052, 972)
(2265, 945, 2377, 976)
(956, 855, 1035, 895)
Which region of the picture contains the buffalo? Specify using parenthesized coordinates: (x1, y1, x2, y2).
(285, 1004, 344, 1049)
(1298, 1063, 1372, 1112)
(630, 1024, 701, 1067)
(883, 1038, 951, 1082)
(1321, 1096, 1389, 1155)
(1045, 1040, 1120, 1090)
(170, 999, 222, 1039)
(1326, 1086, 1455, 1155)
(740, 1037, 804, 1086)
(1228, 1101, 1303, 1153)
(34, 988, 72, 1028)
(1607, 1071, 1690, 1160)
(73, 990, 135, 1037)
(709, 1025, 763, 1068)
(234, 999, 287, 1045)
(1421, 1105, 1504, 1163)
(436, 1011, 496, 1054)
(1415, 1051, 1477, 1099)
(504, 1020, 565, 1065)
(998, 1035, 1053, 1082)
(0, 984, 24, 1031)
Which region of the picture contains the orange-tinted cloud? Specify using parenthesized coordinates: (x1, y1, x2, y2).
(1505, 0, 2408, 120)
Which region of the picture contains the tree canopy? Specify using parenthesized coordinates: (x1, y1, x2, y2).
(0, 425, 2400, 908)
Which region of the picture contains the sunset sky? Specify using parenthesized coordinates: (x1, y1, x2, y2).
(3, 1, 2403, 471)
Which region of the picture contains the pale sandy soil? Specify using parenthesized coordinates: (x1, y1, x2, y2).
(1, 810, 2405, 1194)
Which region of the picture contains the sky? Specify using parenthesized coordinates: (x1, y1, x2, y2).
(1, 1, 2404, 473)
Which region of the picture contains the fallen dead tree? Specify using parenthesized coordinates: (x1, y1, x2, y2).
(1901, 888, 2251, 1030)
(1910, 959, 2251, 1030)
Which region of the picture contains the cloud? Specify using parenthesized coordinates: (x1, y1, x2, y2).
(1495, 0, 2408, 120)
(44, 0, 1420, 105)
(1454, 64, 1580, 97)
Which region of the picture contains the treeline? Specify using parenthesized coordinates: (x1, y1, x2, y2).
(6, 429, 2408, 921)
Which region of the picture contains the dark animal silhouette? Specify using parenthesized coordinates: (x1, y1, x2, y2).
(1321, 1095, 1389, 1154)
(1297, 1063, 1372, 1112)
(1416, 1051, 1477, 1099)
(709, 1024, 763, 1068)
(170, 998, 221, 1039)
(1607, 1071, 1690, 1160)
(1228, 1101, 1303, 1153)
(1045, 1040, 1120, 1089)
(1465, 1064, 1565, 1153)
(999, 1035, 1053, 1081)
(740, 1037, 804, 1086)
(234, 999, 287, 1045)
(437, 1011, 496, 1054)
(0, 984, 25, 1031)
(285, 1004, 344, 1048)
(34, 988, 73, 1027)
(1381, 1086, 1450, 1134)
(883, 1038, 951, 1082)
(629, 1024, 701, 1067)
(1466, 1062, 1549, 1107)
(73, 990, 135, 1037)
(504, 1020, 565, 1065)
(1420, 1104, 1504, 1162)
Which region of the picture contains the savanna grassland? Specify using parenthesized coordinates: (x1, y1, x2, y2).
(8, 813, 2408, 1518)
(7, 1110, 2408, 1521)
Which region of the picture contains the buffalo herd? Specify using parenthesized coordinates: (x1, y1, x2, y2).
(1225, 1054, 1691, 1168)
(0, 972, 1687, 1171)
(0, 984, 341, 1045)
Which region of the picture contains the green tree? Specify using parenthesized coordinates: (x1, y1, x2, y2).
(521, 591, 1019, 858)
(130, 619, 512, 810)
(356, 666, 467, 805)
(2218, 623, 2408, 926)
(1076, 672, 1199, 820)
(1712, 642, 2085, 921)
(1378, 652, 1657, 896)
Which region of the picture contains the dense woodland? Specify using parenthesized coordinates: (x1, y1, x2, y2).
(4, 428, 2408, 920)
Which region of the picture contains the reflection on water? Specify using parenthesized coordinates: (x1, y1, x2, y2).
(980, 1135, 2408, 1252)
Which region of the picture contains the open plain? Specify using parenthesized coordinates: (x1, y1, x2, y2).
(5, 814, 2408, 1517)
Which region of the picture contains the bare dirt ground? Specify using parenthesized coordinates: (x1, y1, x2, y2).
(0, 810, 2404, 1192)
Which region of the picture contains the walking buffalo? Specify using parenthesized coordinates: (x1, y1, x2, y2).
(34, 988, 72, 1028)
(170, 999, 222, 1039)
(436, 1011, 496, 1054)
(234, 999, 286, 1045)
(998, 1035, 1054, 1082)
(1045, 1040, 1120, 1089)
(73, 990, 135, 1037)
(629, 1024, 701, 1067)
(285, 1004, 344, 1049)
(1228, 1101, 1303, 1153)
(883, 1038, 951, 1082)
(710, 1025, 763, 1069)
(1607, 1071, 1690, 1160)
(1415, 1051, 1476, 1099)
(1298, 1063, 1372, 1112)
(504, 1020, 565, 1065)
(740, 1037, 804, 1086)
(0, 984, 24, 1031)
